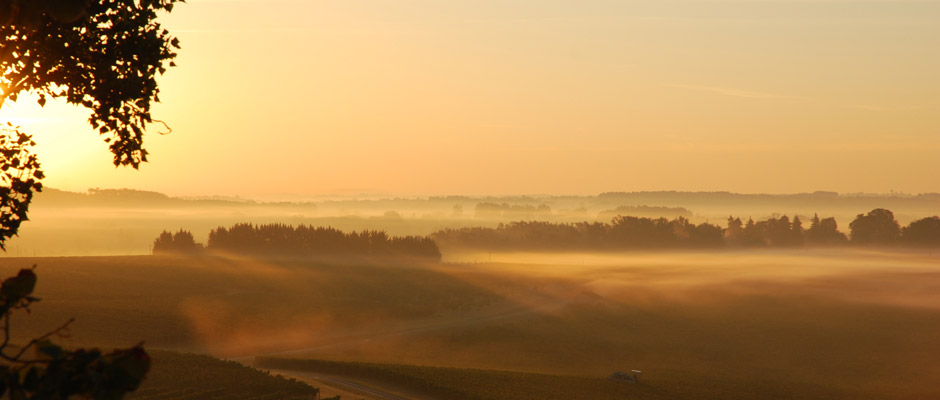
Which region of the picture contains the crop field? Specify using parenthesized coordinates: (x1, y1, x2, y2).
(129, 351, 318, 400)
(257, 357, 642, 400)
(2, 249, 939, 399)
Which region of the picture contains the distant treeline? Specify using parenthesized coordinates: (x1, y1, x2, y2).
(474, 202, 552, 219)
(597, 205, 692, 220)
(153, 223, 441, 260)
(472, 202, 691, 220)
(34, 188, 316, 209)
(432, 209, 940, 251)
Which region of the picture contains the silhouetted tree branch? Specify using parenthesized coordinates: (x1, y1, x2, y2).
(0, 1, 183, 397)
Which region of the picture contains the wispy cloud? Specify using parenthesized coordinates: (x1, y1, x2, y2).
(667, 83, 937, 112)
(846, 104, 934, 112)
(668, 84, 807, 101)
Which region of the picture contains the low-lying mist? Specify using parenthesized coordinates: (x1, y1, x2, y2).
(8, 188, 939, 257)
(3, 248, 939, 398)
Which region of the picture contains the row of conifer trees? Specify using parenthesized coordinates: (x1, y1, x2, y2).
(153, 223, 441, 260)
(153, 209, 939, 257)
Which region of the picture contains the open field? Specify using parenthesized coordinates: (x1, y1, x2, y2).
(258, 358, 643, 400)
(2, 249, 939, 399)
(7, 1, 940, 398)
(129, 351, 319, 400)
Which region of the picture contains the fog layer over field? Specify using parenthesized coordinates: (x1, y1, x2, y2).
(451, 250, 940, 310)
(3, 249, 939, 398)
(5, 188, 939, 256)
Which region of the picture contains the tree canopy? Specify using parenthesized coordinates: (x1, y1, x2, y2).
(849, 208, 901, 245)
(0, 1, 182, 398)
(1, 0, 183, 168)
(900, 216, 940, 247)
(0, 0, 181, 244)
(153, 229, 203, 255)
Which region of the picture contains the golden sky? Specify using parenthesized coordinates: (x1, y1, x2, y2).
(4, 0, 940, 198)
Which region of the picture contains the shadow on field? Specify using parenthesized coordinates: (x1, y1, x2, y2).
(2, 250, 939, 399)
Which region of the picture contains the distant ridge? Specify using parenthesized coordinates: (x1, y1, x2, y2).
(30, 188, 940, 213)
(31, 188, 314, 209)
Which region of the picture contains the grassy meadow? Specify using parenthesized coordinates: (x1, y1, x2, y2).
(3, 249, 939, 399)
(130, 351, 319, 400)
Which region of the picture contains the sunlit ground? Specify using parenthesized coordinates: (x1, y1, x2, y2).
(0, 248, 938, 398)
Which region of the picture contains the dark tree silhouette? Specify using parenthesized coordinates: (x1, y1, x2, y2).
(740, 218, 764, 247)
(153, 229, 204, 255)
(849, 208, 901, 245)
(0, 1, 182, 397)
(724, 215, 804, 247)
(172, 230, 201, 252)
(1, 0, 182, 167)
(900, 216, 940, 247)
(433, 212, 880, 251)
(724, 216, 744, 246)
(205, 223, 441, 261)
(433, 217, 725, 251)
(685, 219, 725, 247)
(0, 127, 42, 247)
(153, 230, 174, 252)
(805, 214, 848, 246)
(765, 215, 796, 247)
(791, 216, 805, 246)
(2, 1, 91, 25)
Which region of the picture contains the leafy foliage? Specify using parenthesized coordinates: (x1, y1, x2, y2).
(804, 214, 848, 246)
(900, 216, 940, 247)
(205, 223, 442, 260)
(436, 210, 940, 251)
(152, 229, 203, 255)
(849, 208, 901, 245)
(0, 267, 151, 399)
(724, 215, 805, 247)
(0, 124, 41, 249)
(1, 0, 181, 246)
(1, 0, 182, 167)
(1, 1, 93, 26)
(0, 1, 182, 398)
(433, 217, 726, 251)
